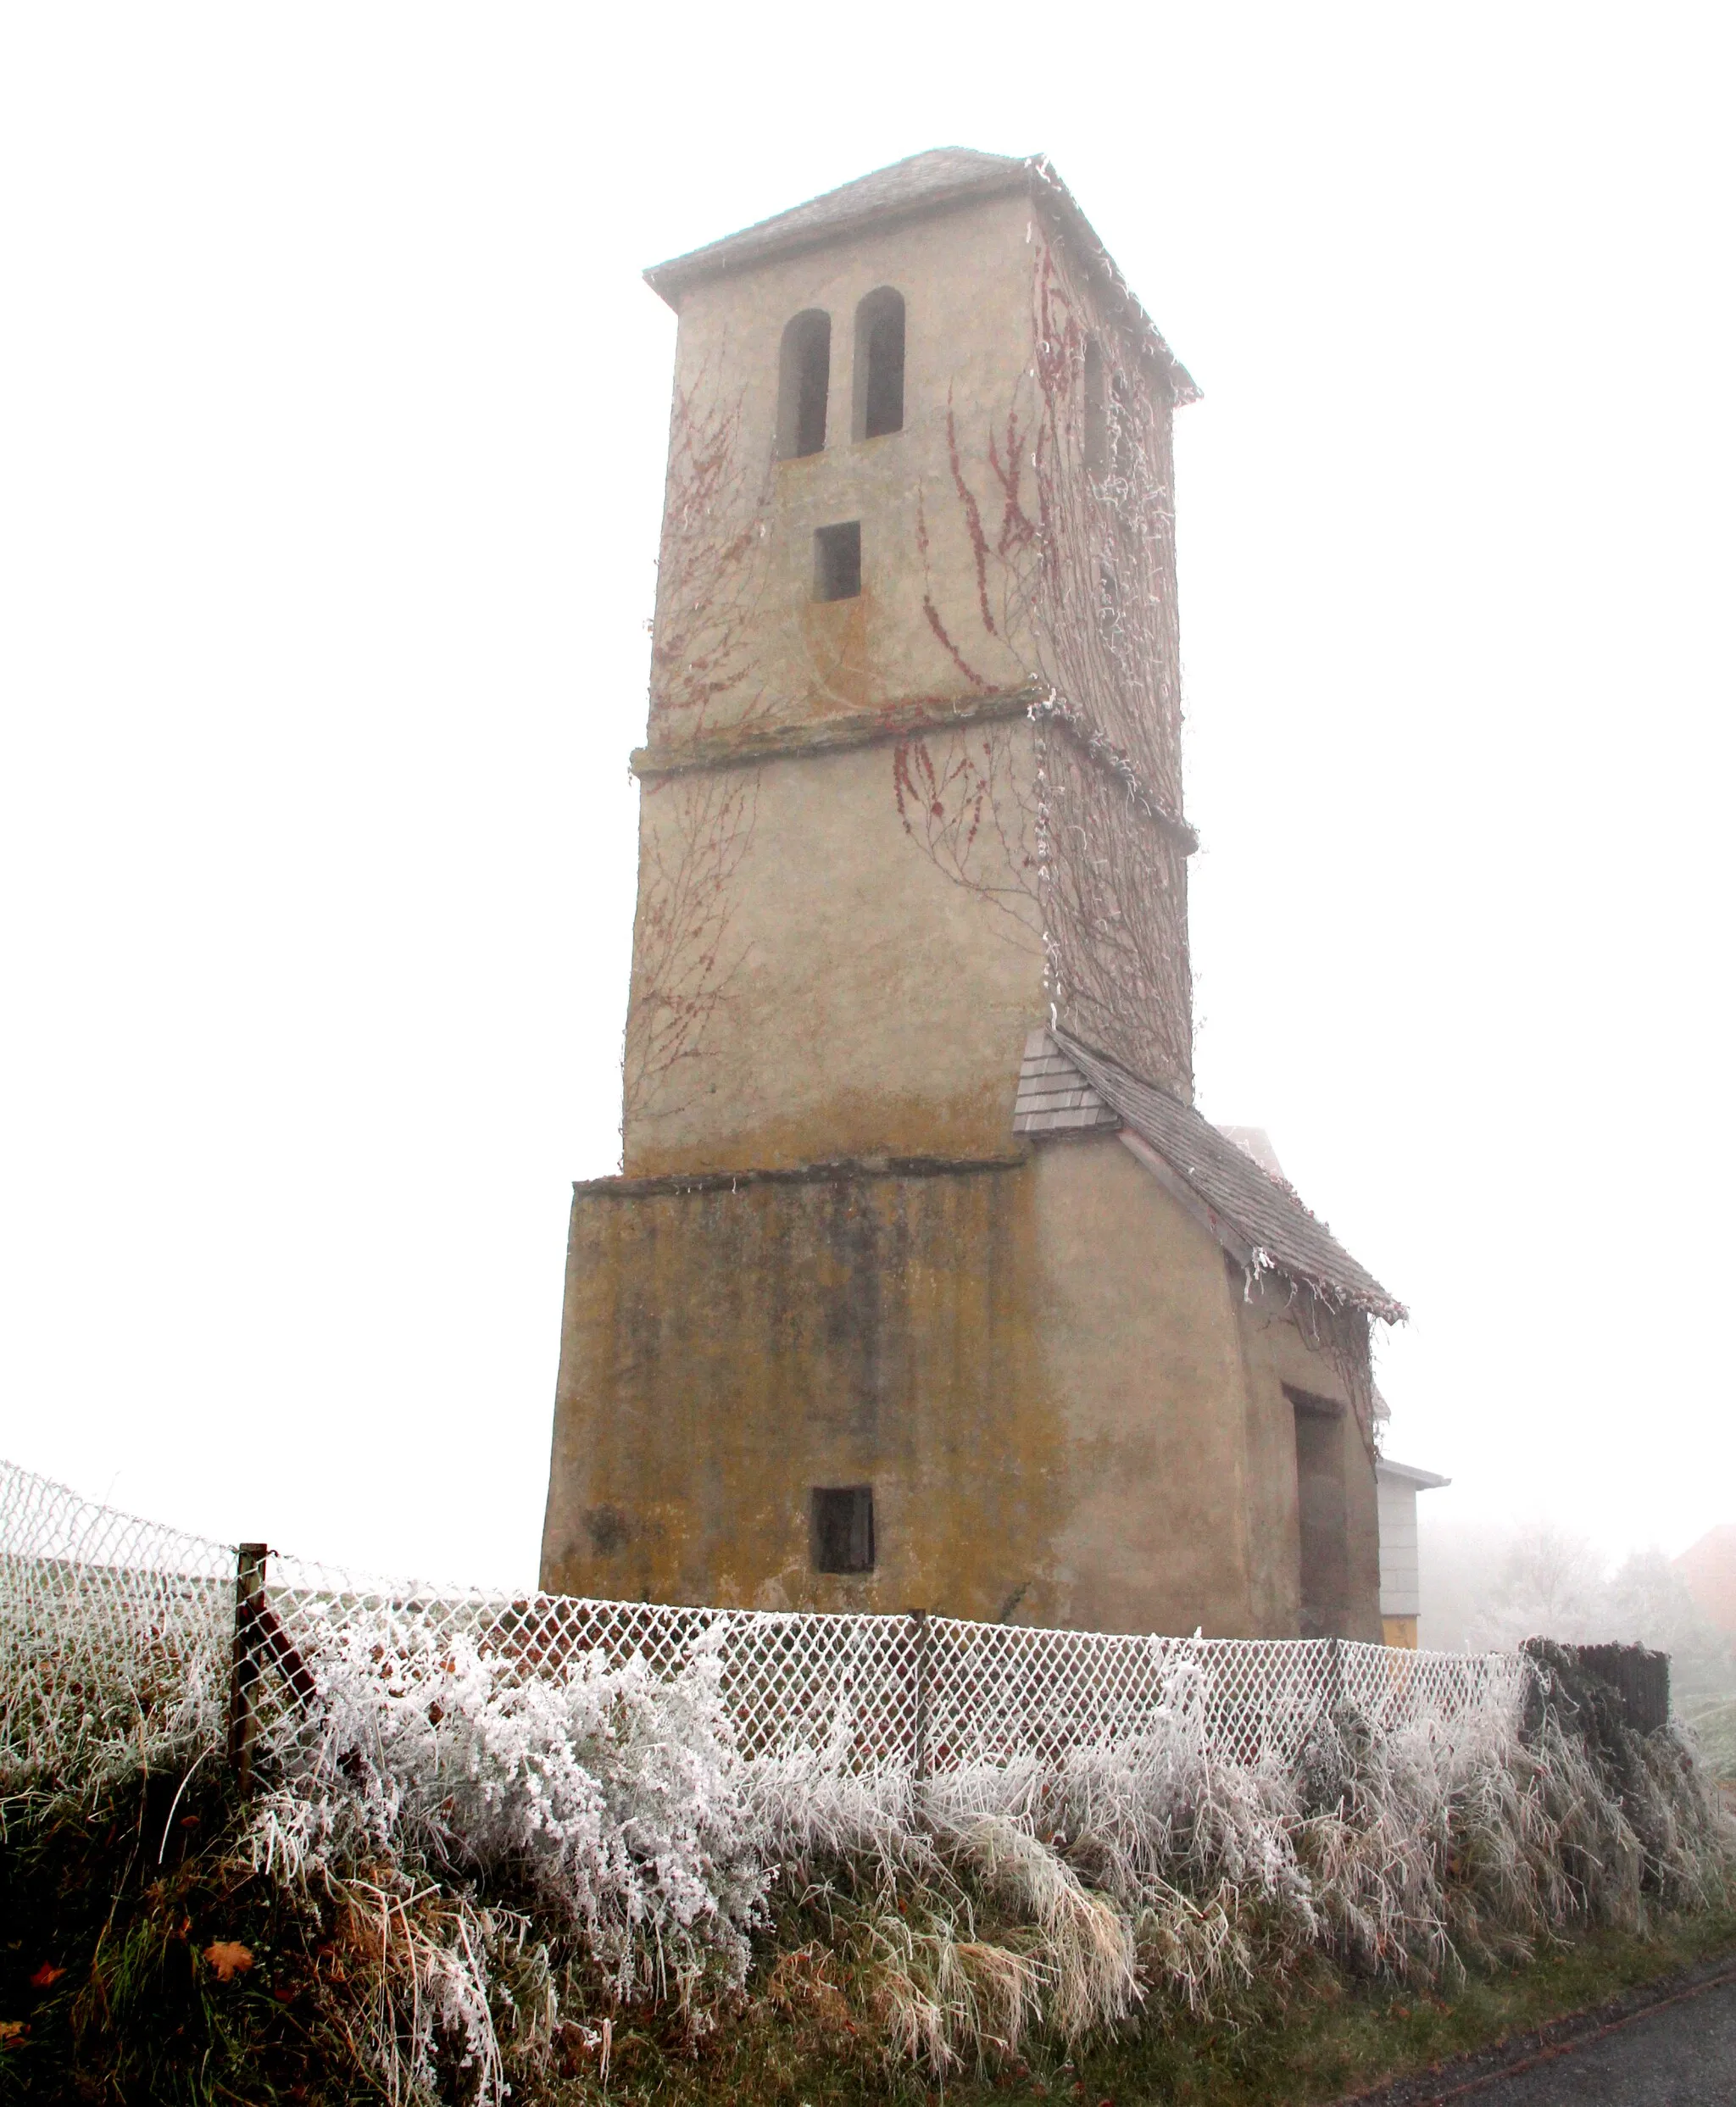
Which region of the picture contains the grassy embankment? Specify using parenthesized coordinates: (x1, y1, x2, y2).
(3, 1761, 1733, 2107)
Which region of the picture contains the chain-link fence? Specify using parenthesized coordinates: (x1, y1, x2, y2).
(1, 1459, 235, 1787)
(3, 1457, 1535, 1789)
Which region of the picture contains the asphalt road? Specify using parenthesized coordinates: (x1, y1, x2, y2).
(1424, 1973, 1736, 2104)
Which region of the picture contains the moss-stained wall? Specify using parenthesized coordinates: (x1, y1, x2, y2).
(542, 1132, 1378, 1638)
(541, 1157, 1053, 1619)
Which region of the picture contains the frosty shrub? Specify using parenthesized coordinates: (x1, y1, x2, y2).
(249, 1612, 767, 2008)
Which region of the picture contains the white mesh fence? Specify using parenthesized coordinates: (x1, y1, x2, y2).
(3, 1458, 1534, 1789)
(1, 1459, 235, 1786)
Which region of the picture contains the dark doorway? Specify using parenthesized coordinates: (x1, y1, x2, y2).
(1288, 1388, 1349, 1637)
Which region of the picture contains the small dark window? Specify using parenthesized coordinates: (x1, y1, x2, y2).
(813, 520, 861, 601)
(776, 309, 831, 459)
(811, 1486, 875, 1573)
(1082, 336, 1108, 475)
(853, 286, 905, 439)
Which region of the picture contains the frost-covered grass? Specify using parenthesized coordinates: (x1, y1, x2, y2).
(1683, 1692, 1736, 1780)
(3, 1616, 1733, 2107)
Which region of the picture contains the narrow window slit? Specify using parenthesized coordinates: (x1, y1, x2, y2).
(1082, 336, 1108, 475)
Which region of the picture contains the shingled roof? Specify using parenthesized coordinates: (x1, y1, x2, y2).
(1015, 1030, 1405, 1323)
(644, 149, 1199, 403)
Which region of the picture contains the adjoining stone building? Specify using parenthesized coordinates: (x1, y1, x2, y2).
(541, 150, 1405, 1639)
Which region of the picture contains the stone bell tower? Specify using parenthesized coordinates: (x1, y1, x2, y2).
(542, 152, 1396, 1644)
(620, 147, 1199, 1178)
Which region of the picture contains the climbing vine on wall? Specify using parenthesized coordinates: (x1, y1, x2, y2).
(899, 219, 1195, 1094)
(625, 370, 770, 1137)
(890, 725, 1042, 944)
(622, 764, 759, 1134)
(1318, 1303, 1383, 1474)
(648, 369, 775, 743)
(628, 224, 1202, 1137)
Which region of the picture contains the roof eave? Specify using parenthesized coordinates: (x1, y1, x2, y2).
(1025, 157, 1200, 406)
(1255, 1263, 1410, 1329)
(641, 156, 1201, 405)
(643, 161, 1031, 310)
(1377, 1459, 1452, 1490)
(1127, 1136, 1405, 1322)
(1049, 1028, 1403, 1322)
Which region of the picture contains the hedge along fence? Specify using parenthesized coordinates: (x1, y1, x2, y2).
(3, 1455, 1540, 1791)
(3, 1455, 1725, 2106)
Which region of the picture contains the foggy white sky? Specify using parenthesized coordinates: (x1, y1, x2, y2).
(2, 4, 1731, 1587)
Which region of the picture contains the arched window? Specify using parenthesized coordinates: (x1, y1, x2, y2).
(853, 286, 905, 440)
(1082, 336, 1108, 476)
(776, 310, 831, 459)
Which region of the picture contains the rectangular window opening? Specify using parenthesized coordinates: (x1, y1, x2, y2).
(810, 1485, 875, 1573)
(813, 520, 862, 602)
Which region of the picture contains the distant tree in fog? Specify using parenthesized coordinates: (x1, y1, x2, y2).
(1605, 1548, 1733, 1694)
(1468, 1522, 1608, 1648)
(1461, 1527, 1733, 1692)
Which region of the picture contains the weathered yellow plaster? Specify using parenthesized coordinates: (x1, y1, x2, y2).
(543, 1123, 1375, 1637)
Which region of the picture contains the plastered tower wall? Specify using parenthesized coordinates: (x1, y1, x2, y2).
(644, 192, 1037, 744)
(628, 740, 1045, 1172)
(625, 181, 1194, 1176)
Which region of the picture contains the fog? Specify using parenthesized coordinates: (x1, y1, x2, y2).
(2, 4, 1731, 1589)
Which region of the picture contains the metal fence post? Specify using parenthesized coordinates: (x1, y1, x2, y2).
(229, 1541, 268, 1792)
(909, 1608, 932, 1788)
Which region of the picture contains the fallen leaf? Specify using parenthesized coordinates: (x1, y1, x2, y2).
(203, 1942, 254, 1983)
(28, 1965, 64, 1990)
(0, 2021, 27, 2049)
